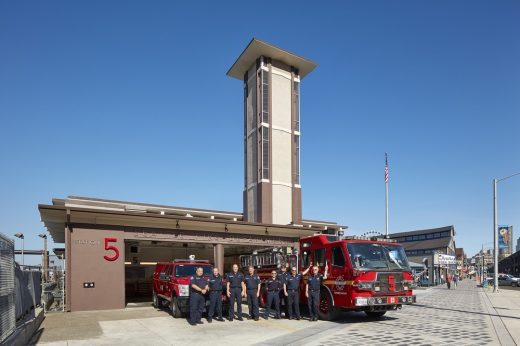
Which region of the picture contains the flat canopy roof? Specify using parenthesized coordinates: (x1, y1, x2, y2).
(39, 196, 346, 243)
(227, 38, 317, 80)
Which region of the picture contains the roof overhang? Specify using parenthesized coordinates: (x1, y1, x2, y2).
(39, 204, 337, 244)
(227, 38, 317, 80)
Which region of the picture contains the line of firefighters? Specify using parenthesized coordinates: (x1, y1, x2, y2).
(188, 262, 328, 326)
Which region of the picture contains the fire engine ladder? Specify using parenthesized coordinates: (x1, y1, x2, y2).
(240, 252, 280, 268)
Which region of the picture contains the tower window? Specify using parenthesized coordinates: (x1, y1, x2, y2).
(294, 134, 300, 184)
(262, 70, 269, 124)
(293, 81, 300, 131)
(262, 127, 269, 179)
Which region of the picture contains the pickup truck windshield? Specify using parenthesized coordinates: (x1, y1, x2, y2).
(346, 243, 411, 271)
(175, 265, 212, 277)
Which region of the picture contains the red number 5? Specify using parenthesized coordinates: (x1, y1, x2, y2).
(104, 238, 119, 261)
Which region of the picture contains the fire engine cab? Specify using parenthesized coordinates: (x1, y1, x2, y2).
(240, 233, 416, 320)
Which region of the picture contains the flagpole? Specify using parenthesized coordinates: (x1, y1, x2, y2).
(385, 153, 389, 238)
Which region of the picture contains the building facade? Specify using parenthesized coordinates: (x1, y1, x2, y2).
(389, 226, 457, 285)
(39, 39, 345, 312)
(228, 39, 316, 225)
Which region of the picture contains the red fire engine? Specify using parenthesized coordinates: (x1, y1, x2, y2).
(240, 233, 416, 320)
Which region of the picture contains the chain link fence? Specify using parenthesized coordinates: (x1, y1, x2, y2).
(0, 233, 15, 344)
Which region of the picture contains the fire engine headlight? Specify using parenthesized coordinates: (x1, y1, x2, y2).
(368, 297, 375, 305)
(376, 297, 383, 304)
(408, 296, 414, 303)
(179, 284, 189, 297)
(355, 298, 368, 306)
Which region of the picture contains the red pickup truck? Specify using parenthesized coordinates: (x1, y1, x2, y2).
(153, 259, 224, 318)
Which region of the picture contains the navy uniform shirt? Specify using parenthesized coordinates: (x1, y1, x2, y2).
(244, 273, 260, 290)
(266, 277, 282, 292)
(190, 275, 208, 294)
(208, 273, 223, 292)
(307, 273, 324, 291)
(285, 273, 302, 290)
(277, 271, 289, 285)
(226, 272, 244, 288)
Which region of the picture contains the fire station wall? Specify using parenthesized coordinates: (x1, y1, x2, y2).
(70, 228, 125, 311)
(125, 243, 214, 263)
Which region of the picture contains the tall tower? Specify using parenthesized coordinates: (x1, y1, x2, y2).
(227, 39, 316, 225)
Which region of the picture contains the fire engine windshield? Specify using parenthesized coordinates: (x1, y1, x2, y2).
(175, 265, 212, 277)
(346, 243, 410, 271)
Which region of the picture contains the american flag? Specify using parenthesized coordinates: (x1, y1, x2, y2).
(385, 153, 389, 183)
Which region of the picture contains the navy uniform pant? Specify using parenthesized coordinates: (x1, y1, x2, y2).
(246, 289, 259, 318)
(280, 291, 288, 318)
(308, 290, 320, 319)
(189, 293, 205, 324)
(265, 291, 280, 318)
(208, 291, 222, 320)
(228, 287, 243, 319)
(287, 290, 300, 318)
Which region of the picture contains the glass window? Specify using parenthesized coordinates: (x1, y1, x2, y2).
(175, 265, 212, 277)
(406, 236, 413, 241)
(427, 234, 434, 239)
(346, 243, 411, 271)
(294, 135, 300, 184)
(293, 81, 300, 131)
(262, 70, 269, 124)
(314, 248, 326, 267)
(301, 250, 310, 268)
(262, 127, 269, 179)
(331, 246, 345, 267)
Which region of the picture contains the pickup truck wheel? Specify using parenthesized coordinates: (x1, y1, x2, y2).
(365, 311, 386, 318)
(152, 291, 162, 309)
(171, 296, 182, 318)
(318, 290, 340, 321)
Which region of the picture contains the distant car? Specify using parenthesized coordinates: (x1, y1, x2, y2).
(497, 274, 520, 287)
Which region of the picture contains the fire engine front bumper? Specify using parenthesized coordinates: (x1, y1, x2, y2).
(354, 295, 416, 307)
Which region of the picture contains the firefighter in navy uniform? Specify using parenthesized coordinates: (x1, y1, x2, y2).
(284, 264, 311, 320)
(189, 267, 208, 326)
(264, 270, 282, 319)
(277, 266, 289, 318)
(243, 266, 261, 321)
(306, 263, 329, 321)
(226, 264, 245, 321)
(207, 267, 225, 323)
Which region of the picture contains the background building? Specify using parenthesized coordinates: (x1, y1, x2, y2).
(389, 226, 457, 285)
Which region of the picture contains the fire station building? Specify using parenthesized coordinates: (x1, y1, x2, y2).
(39, 39, 345, 312)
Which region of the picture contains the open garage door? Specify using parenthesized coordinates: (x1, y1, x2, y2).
(124, 240, 273, 306)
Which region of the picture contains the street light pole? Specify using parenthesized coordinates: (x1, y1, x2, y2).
(493, 179, 498, 292)
(39, 233, 48, 282)
(493, 171, 520, 293)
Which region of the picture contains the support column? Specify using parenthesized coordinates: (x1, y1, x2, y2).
(214, 244, 224, 274)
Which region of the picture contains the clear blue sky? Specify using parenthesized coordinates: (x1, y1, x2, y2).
(1, 1, 519, 264)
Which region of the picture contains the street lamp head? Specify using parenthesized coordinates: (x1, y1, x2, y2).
(14, 233, 24, 239)
(38, 233, 47, 239)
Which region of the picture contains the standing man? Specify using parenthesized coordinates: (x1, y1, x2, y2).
(189, 267, 208, 326)
(278, 266, 289, 318)
(306, 263, 329, 321)
(284, 264, 311, 320)
(244, 265, 261, 321)
(207, 267, 225, 323)
(265, 270, 282, 319)
(226, 264, 244, 321)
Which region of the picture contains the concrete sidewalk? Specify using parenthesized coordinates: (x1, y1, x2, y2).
(482, 284, 520, 345)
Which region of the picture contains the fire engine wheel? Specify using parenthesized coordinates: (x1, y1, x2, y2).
(170, 297, 183, 318)
(318, 290, 340, 321)
(365, 311, 386, 318)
